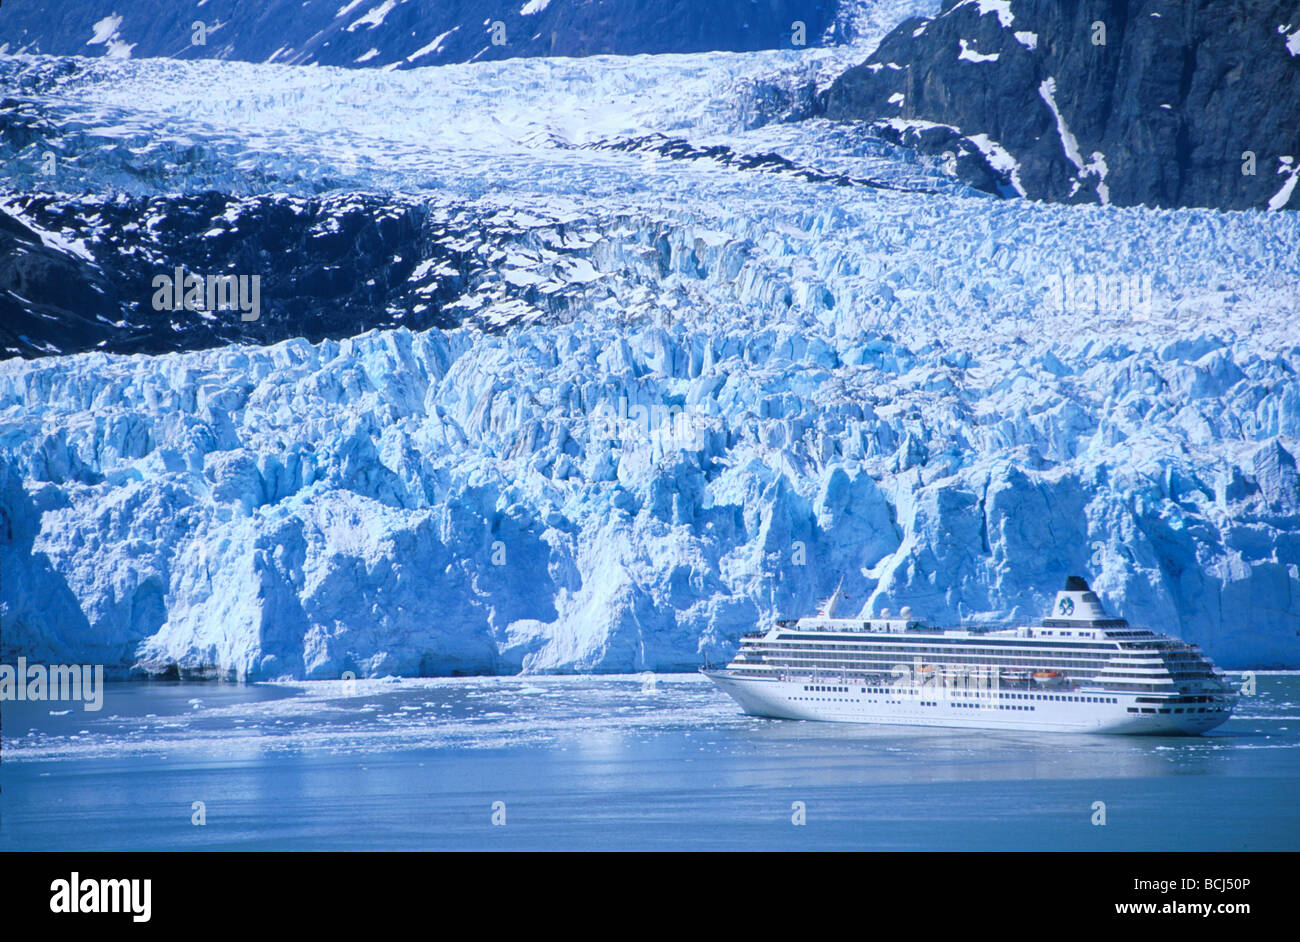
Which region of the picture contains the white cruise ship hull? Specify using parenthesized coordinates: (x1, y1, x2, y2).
(706, 671, 1234, 735)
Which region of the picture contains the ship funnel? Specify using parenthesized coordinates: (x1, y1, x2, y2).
(1047, 575, 1112, 623)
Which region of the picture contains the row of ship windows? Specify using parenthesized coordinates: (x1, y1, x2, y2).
(764, 653, 1171, 669)
(792, 695, 1037, 711)
(760, 647, 1206, 667)
(775, 637, 1125, 652)
(773, 665, 1197, 684)
(744, 667, 1173, 689)
(759, 641, 1196, 657)
(767, 645, 1118, 656)
(759, 641, 1206, 665)
(775, 637, 1193, 655)
(767, 658, 1198, 672)
(749, 674, 1174, 693)
(787, 687, 1227, 714)
(800, 685, 1119, 704)
(773, 663, 1184, 679)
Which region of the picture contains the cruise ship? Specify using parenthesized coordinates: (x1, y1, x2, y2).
(706, 577, 1238, 734)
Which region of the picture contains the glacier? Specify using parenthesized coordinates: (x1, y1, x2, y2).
(3, 301, 1299, 675)
(1, 0, 1299, 676)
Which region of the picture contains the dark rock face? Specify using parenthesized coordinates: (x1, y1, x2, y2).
(0, 192, 444, 358)
(820, 0, 1300, 211)
(0, 191, 620, 359)
(0, 0, 842, 68)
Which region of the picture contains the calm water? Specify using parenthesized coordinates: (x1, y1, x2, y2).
(2, 673, 1297, 850)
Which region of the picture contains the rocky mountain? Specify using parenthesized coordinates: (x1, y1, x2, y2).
(0, 0, 844, 68)
(820, 0, 1300, 211)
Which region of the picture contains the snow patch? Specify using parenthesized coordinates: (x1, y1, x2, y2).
(958, 39, 998, 63)
(1039, 78, 1112, 205)
(407, 27, 458, 62)
(951, 0, 1014, 29)
(880, 116, 960, 134)
(1083, 151, 1110, 206)
(348, 0, 397, 32)
(1279, 24, 1300, 56)
(88, 15, 123, 45)
(1268, 156, 1300, 211)
(87, 13, 134, 57)
(1039, 77, 1083, 170)
(966, 132, 1025, 196)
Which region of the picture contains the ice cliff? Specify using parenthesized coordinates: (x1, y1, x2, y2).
(3, 308, 1298, 675)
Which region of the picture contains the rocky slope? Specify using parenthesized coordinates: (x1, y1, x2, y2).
(820, 0, 1300, 211)
(0, 0, 844, 68)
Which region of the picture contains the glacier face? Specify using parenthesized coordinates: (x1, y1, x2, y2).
(1, 0, 1299, 675)
(3, 297, 1299, 675)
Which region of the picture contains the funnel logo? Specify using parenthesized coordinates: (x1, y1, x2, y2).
(1057, 597, 1075, 616)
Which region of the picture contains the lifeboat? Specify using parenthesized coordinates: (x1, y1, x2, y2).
(1032, 670, 1064, 687)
